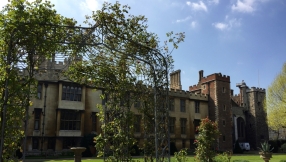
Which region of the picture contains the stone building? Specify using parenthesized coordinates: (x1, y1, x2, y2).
(169, 70, 209, 150)
(24, 62, 208, 154)
(189, 70, 233, 151)
(189, 70, 269, 151)
(23, 58, 268, 153)
(232, 80, 269, 149)
(24, 59, 102, 153)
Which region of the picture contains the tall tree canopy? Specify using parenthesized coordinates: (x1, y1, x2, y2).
(66, 2, 185, 161)
(265, 63, 286, 133)
(0, 0, 77, 160)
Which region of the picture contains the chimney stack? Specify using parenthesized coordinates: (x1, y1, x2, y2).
(170, 70, 182, 90)
(199, 70, 204, 81)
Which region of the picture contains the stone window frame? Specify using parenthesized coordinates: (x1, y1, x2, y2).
(223, 105, 226, 111)
(180, 99, 186, 112)
(60, 110, 81, 130)
(169, 117, 176, 134)
(91, 112, 97, 132)
(34, 108, 42, 130)
(195, 101, 200, 113)
(62, 83, 82, 101)
(180, 118, 187, 134)
(222, 135, 226, 142)
(222, 87, 225, 93)
(169, 98, 175, 111)
(37, 83, 42, 99)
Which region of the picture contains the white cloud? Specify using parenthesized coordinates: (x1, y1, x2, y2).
(213, 22, 228, 30)
(209, 0, 219, 5)
(186, 1, 208, 12)
(175, 16, 192, 23)
(231, 0, 255, 13)
(191, 21, 197, 28)
(212, 18, 241, 31)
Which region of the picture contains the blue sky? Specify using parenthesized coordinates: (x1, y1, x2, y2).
(1, 0, 285, 94)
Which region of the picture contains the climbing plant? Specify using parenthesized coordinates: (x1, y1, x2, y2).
(0, 0, 78, 160)
(66, 1, 185, 161)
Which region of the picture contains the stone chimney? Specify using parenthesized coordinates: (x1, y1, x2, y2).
(170, 70, 182, 90)
(199, 70, 204, 81)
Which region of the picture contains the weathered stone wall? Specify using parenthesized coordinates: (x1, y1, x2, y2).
(247, 88, 268, 149)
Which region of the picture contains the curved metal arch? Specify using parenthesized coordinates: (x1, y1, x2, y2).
(7, 20, 171, 162)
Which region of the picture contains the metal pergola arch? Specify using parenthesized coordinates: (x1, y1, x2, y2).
(1, 17, 171, 162)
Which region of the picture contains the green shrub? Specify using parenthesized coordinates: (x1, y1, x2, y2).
(213, 153, 229, 162)
(279, 160, 286, 162)
(280, 143, 286, 153)
(194, 117, 220, 162)
(233, 160, 249, 162)
(105, 156, 116, 162)
(212, 151, 232, 162)
(174, 148, 188, 162)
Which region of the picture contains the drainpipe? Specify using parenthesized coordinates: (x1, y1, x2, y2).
(41, 83, 48, 153)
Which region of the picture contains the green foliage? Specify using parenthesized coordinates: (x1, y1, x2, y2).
(233, 140, 243, 154)
(258, 141, 274, 153)
(212, 152, 231, 162)
(280, 143, 286, 153)
(265, 62, 286, 131)
(0, 0, 77, 160)
(64, 1, 185, 161)
(233, 160, 249, 162)
(174, 148, 188, 162)
(105, 156, 116, 162)
(194, 117, 220, 162)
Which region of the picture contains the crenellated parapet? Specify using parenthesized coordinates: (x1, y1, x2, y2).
(199, 73, 230, 83)
(247, 87, 266, 93)
(189, 72, 230, 92)
(189, 84, 200, 91)
(169, 88, 208, 101)
(17, 57, 72, 82)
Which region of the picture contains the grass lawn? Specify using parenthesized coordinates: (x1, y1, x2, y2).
(24, 154, 286, 162)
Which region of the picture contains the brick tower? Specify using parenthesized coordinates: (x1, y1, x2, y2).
(189, 70, 233, 151)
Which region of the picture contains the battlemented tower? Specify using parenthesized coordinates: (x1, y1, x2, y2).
(189, 70, 233, 151)
(236, 81, 268, 149)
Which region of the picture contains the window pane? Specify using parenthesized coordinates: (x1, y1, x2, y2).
(34, 120, 39, 130)
(70, 87, 74, 101)
(37, 84, 42, 99)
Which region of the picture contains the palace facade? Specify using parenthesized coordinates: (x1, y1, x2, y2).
(23, 59, 268, 154)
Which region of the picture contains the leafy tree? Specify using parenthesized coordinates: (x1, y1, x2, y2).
(265, 63, 286, 135)
(0, 0, 77, 160)
(194, 117, 220, 162)
(66, 1, 185, 161)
